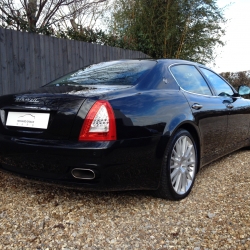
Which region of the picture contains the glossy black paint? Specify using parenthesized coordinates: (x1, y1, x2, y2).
(0, 59, 250, 191)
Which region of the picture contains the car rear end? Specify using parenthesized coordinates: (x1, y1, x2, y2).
(0, 60, 163, 191)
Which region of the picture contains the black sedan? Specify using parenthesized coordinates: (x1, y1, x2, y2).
(0, 59, 249, 200)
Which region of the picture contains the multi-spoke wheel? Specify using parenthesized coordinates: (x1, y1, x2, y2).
(170, 135, 196, 195)
(155, 129, 198, 200)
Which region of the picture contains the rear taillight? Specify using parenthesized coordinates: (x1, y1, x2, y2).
(79, 100, 116, 141)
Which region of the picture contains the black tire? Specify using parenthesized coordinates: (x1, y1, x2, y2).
(154, 129, 198, 200)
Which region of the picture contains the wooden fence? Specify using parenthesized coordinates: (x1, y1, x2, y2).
(0, 28, 149, 96)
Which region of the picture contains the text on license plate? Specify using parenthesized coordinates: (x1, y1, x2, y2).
(6, 112, 50, 129)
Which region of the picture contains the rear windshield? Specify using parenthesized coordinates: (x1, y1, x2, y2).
(46, 60, 156, 87)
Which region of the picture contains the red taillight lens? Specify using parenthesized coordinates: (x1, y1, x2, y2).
(79, 100, 117, 141)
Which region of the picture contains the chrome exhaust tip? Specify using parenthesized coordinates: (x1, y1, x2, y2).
(71, 168, 95, 180)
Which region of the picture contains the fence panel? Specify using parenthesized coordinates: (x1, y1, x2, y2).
(0, 27, 149, 95)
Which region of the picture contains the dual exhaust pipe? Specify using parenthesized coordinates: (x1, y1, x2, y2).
(71, 168, 95, 180)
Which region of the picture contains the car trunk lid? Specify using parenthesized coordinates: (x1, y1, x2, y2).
(0, 85, 132, 140)
(0, 88, 87, 140)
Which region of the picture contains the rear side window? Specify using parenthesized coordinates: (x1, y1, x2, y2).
(46, 60, 157, 87)
(200, 68, 234, 96)
(170, 65, 212, 96)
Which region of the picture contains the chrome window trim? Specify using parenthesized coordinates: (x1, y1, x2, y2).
(168, 63, 215, 97)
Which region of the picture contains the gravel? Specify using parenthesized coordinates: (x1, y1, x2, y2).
(0, 149, 250, 249)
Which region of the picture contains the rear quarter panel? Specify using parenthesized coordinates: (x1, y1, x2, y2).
(110, 89, 194, 141)
(104, 89, 196, 189)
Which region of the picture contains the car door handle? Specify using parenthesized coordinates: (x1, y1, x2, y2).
(192, 103, 203, 110)
(227, 104, 234, 109)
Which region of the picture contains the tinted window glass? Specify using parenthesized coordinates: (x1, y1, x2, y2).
(170, 65, 212, 95)
(200, 68, 234, 96)
(46, 60, 157, 87)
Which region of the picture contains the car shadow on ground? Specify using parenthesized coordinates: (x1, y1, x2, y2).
(0, 148, 244, 207)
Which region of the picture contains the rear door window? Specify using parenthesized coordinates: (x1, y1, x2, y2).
(170, 65, 212, 96)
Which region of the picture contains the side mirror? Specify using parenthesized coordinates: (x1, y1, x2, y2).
(238, 85, 250, 96)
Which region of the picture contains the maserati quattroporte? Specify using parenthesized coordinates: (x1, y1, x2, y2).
(0, 59, 249, 200)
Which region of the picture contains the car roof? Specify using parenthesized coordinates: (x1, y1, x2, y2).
(114, 58, 206, 68)
(157, 59, 205, 67)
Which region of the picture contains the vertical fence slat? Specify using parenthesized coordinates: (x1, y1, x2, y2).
(103, 45, 107, 62)
(75, 40, 79, 69)
(110, 46, 113, 61)
(49, 37, 56, 81)
(62, 38, 68, 75)
(91, 43, 95, 65)
(57, 37, 63, 78)
(53, 36, 59, 79)
(44, 35, 51, 83)
(0, 29, 7, 95)
(70, 40, 75, 70)
(66, 39, 72, 72)
(28, 33, 36, 90)
(73, 40, 78, 70)
(76, 40, 80, 69)
(97, 43, 101, 63)
(40, 34, 46, 86)
(73, 40, 77, 69)
(23, 32, 29, 92)
(93, 43, 97, 64)
(123, 49, 126, 59)
(34, 33, 41, 87)
(87, 42, 91, 66)
(18, 31, 26, 92)
(106, 45, 110, 61)
(54, 36, 59, 78)
(79, 41, 84, 67)
(12, 30, 19, 93)
(84, 42, 89, 67)
(6, 29, 14, 94)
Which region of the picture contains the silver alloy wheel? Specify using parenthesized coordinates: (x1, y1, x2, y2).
(170, 135, 196, 195)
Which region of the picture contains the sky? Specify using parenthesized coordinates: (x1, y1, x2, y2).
(211, 0, 250, 73)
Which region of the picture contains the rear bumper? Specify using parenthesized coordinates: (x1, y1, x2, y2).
(0, 135, 164, 191)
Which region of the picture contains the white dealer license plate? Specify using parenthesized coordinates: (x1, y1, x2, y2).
(6, 112, 50, 129)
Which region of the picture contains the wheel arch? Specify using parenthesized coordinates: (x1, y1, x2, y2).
(154, 122, 201, 199)
(174, 122, 201, 172)
(156, 121, 201, 173)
